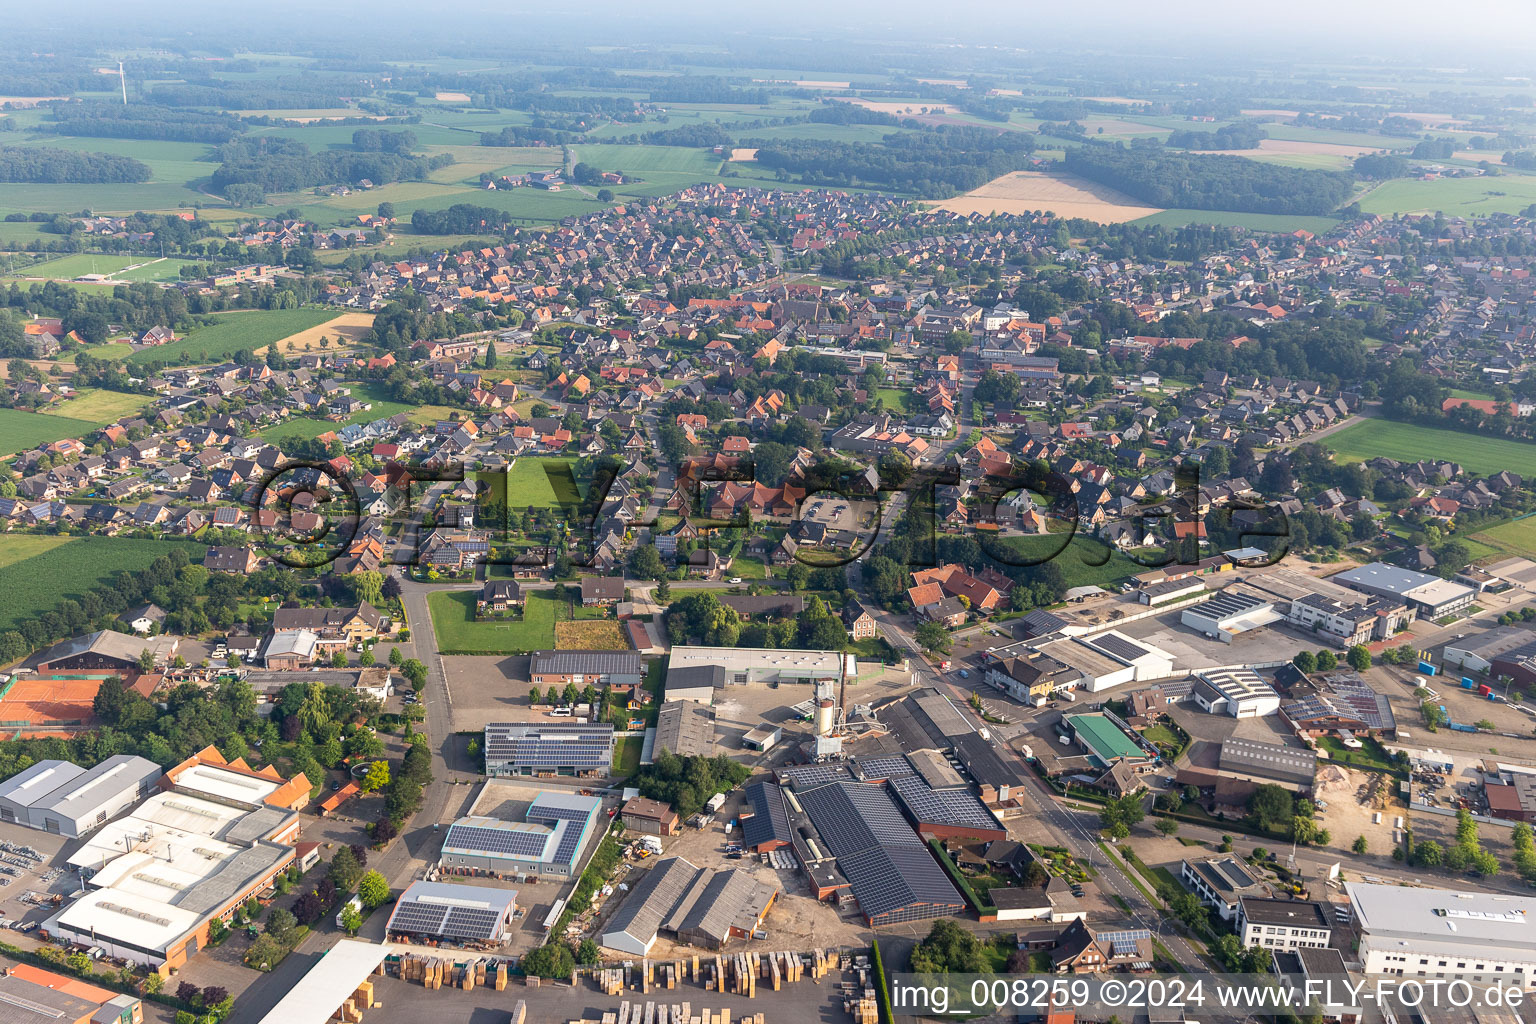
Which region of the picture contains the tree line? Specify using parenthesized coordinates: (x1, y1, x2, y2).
(210, 137, 453, 196)
(43, 102, 245, 144)
(1063, 143, 1352, 216)
(0, 145, 150, 184)
(748, 125, 1038, 197)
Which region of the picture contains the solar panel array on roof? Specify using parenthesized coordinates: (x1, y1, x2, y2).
(888, 775, 1002, 834)
(837, 844, 965, 923)
(778, 763, 851, 789)
(855, 755, 915, 781)
(794, 780, 963, 925)
(1086, 632, 1154, 663)
(443, 821, 551, 859)
(385, 883, 515, 942)
(1200, 590, 1268, 618)
(484, 722, 614, 772)
(1098, 928, 1152, 957)
(797, 782, 917, 859)
(740, 781, 792, 849)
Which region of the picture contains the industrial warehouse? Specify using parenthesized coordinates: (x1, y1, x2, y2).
(483, 721, 615, 776)
(599, 856, 778, 956)
(439, 791, 603, 879)
(42, 747, 311, 973)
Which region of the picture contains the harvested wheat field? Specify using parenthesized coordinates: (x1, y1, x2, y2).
(1208, 139, 1388, 159)
(932, 171, 1162, 223)
(270, 312, 375, 354)
(434, 91, 471, 102)
(917, 78, 970, 88)
(729, 148, 759, 162)
(1241, 108, 1301, 118)
(554, 620, 626, 650)
(755, 79, 851, 90)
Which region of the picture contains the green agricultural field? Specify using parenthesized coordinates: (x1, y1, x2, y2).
(0, 407, 101, 457)
(39, 388, 155, 426)
(0, 535, 72, 572)
(1131, 210, 1342, 233)
(1358, 173, 1536, 217)
(0, 183, 217, 216)
(1326, 419, 1536, 477)
(0, 537, 206, 630)
(1471, 517, 1536, 560)
(127, 308, 336, 365)
(428, 589, 593, 653)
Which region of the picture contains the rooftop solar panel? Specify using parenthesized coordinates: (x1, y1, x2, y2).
(1098, 928, 1152, 956)
(889, 775, 1001, 832)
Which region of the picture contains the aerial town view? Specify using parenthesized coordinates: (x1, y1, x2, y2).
(5, 2, 1536, 1024)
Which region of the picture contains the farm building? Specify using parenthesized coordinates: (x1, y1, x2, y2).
(740, 780, 793, 852)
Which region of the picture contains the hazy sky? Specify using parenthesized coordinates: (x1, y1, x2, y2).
(14, 0, 1536, 58)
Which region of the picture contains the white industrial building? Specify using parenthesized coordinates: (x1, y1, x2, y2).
(1192, 668, 1280, 718)
(1034, 630, 1175, 692)
(1333, 563, 1474, 620)
(1179, 589, 1280, 643)
(1347, 881, 1536, 985)
(0, 756, 161, 838)
(1443, 625, 1536, 674)
(664, 646, 856, 703)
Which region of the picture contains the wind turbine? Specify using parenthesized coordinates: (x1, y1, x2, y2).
(118, 62, 127, 105)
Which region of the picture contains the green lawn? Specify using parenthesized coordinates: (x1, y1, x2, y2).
(127, 308, 336, 366)
(1325, 419, 1536, 477)
(0, 407, 101, 457)
(1471, 517, 1536, 559)
(0, 537, 206, 630)
(428, 588, 575, 653)
(992, 535, 1147, 590)
(39, 388, 156, 426)
(502, 457, 580, 509)
(612, 735, 641, 774)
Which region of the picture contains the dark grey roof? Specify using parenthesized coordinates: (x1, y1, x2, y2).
(529, 649, 643, 677)
(953, 732, 1026, 791)
(654, 700, 715, 757)
(1239, 897, 1330, 929)
(603, 855, 701, 945)
(741, 781, 792, 848)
